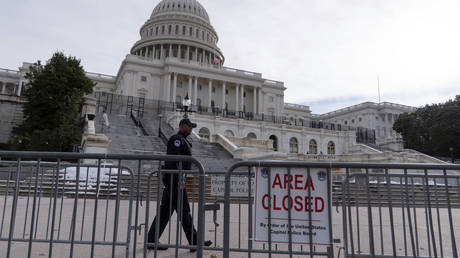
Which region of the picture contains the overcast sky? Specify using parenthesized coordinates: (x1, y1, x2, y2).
(1, 0, 459, 113)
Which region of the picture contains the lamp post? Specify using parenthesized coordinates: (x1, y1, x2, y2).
(449, 147, 454, 163)
(158, 114, 163, 137)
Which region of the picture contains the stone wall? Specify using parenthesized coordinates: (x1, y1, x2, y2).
(0, 95, 25, 143)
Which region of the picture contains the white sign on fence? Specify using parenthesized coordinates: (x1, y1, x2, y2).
(211, 175, 254, 197)
(254, 167, 331, 245)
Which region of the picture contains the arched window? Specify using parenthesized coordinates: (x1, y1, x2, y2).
(247, 132, 257, 139)
(189, 27, 193, 36)
(199, 127, 210, 141)
(175, 25, 179, 34)
(327, 141, 336, 155)
(168, 25, 172, 34)
(224, 130, 234, 137)
(182, 26, 186, 35)
(269, 135, 278, 151)
(309, 139, 318, 154)
(289, 137, 299, 153)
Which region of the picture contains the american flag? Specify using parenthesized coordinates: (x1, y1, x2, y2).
(213, 57, 220, 64)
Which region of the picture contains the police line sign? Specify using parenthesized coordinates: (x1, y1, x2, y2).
(254, 167, 331, 245)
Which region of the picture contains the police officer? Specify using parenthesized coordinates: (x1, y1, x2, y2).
(147, 118, 212, 252)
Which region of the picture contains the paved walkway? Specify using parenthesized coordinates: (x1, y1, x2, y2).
(0, 197, 459, 257)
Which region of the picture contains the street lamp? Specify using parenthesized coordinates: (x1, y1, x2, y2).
(182, 94, 192, 118)
(158, 114, 163, 137)
(449, 147, 454, 163)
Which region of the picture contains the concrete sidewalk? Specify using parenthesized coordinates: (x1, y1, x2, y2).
(0, 197, 459, 257)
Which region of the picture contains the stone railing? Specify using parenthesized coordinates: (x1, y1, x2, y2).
(284, 103, 310, 110)
(86, 72, 116, 80)
(0, 68, 20, 76)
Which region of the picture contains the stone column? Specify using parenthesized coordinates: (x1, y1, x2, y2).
(1, 83, 5, 95)
(160, 44, 164, 60)
(188, 76, 193, 98)
(258, 88, 263, 114)
(164, 73, 171, 101)
(153, 45, 156, 59)
(253, 87, 257, 114)
(169, 44, 172, 58)
(17, 82, 23, 97)
(235, 84, 239, 112)
(208, 79, 212, 109)
(194, 48, 198, 62)
(178, 45, 182, 59)
(241, 85, 245, 112)
(222, 82, 226, 110)
(172, 73, 178, 104)
(186, 46, 190, 61)
(193, 77, 198, 105)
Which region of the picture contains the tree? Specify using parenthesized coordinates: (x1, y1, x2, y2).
(393, 95, 460, 158)
(10, 52, 95, 152)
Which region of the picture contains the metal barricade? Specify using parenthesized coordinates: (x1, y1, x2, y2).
(223, 161, 335, 258)
(340, 164, 460, 258)
(0, 151, 209, 258)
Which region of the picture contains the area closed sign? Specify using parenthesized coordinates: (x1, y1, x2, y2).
(254, 167, 331, 245)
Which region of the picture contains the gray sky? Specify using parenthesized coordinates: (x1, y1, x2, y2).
(1, 0, 459, 113)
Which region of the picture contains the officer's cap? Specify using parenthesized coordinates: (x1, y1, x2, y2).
(179, 118, 197, 128)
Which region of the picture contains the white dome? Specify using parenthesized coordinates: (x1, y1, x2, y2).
(151, 0, 210, 23)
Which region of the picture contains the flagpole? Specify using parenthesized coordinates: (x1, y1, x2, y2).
(377, 76, 381, 104)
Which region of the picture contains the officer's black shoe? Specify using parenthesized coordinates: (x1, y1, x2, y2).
(189, 240, 212, 253)
(146, 243, 168, 251)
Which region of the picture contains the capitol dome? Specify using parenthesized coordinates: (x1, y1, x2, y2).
(131, 0, 224, 65)
(150, 0, 210, 24)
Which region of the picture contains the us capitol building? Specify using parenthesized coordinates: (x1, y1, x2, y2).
(1, 0, 434, 164)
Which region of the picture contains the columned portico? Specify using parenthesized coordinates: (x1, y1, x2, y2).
(0, 83, 5, 95)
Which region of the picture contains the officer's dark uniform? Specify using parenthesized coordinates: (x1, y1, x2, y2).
(147, 131, 197, 245)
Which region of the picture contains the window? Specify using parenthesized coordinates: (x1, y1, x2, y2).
(177, 81, 182, 88)
(247, 132, 257, 139)
(176, 95, 181, 103)
(358, 117, 362, 122)
(327, 141, 336, 155)
(289, 137, 299, 153)
(150, 28, 153, 36)
(199, 127, 210, 141)
(198, 85, 202, 91)
(344, 121, 348, 125)
(269, 96, 274, 102)
(140, 76, 147, 82)
(224, 130, 234, 137)
(183, 26, 186, 35)
(168, 25, 172, 34)
(225, 89, 228, 95)
(243, 92, 246, 98)
(196, 98, 201, 106)
(162, 25, 165, 34)
(212, 87, 216, 93)
(189, 27, 193, 36)
(309, 139, 318, 154)
(155, 27, 159, 35)
(196, 29, 199, 38)
(351, 119, 355, 123)
(175, 25, 179, 34)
